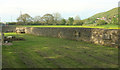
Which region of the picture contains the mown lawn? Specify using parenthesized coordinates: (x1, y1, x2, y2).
(2, 33, 118, 68)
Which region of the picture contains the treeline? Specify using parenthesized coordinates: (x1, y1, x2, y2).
(8, 7, 119, 26)
(13, 13, 84, 25)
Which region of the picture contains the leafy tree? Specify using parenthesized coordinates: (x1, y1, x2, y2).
(73, 15, 83, 25)
(75, 15, 81, 20)
(53, 12, 61, 24)
(42, 14, 54, 25)
(60, 19, 66, 25)
(67, 17, 74, 25)
(17, 13, 32, 25)
(33, 16, 41, 24)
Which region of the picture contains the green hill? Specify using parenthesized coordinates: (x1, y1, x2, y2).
(84, 7, 119, 25)
(90, 7, 118, 19)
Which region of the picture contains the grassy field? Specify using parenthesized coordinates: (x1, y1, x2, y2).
(10, 24, 119, 29)
(2, 33, 118, 68)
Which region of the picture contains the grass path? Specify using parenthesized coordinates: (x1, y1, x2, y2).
(2, 33, 118, 68)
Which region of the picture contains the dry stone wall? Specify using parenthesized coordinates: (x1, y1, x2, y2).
(3, 26, 120, 47)
(24, 27, 119, 48)
(2, 26, 16, 32)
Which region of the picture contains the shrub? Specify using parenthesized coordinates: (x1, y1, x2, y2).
(96, 20, 108, 25)
(60, 19, 66, 25)
(73, 20, 84, 25)
(8, 22, 17, 25)
(67, 17, 74, 25)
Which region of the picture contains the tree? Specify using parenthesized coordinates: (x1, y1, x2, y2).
(67, 17, 74, 25)
(17, 13, 32, 25)
(73, 15, 83, 25)
(75, 15, 81, 20)
(42, 14, 54, 25)
(60, 19, 66, 25)
(33, 16, 41, 24)
(53, 12, 61, 24)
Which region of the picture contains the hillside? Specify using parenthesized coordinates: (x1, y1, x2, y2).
(91, 7, 118, 19)
(84, 7, 119, 25)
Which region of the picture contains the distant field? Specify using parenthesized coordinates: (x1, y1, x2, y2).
(10, 24, 119, 29)
(2, 33, 118, 68)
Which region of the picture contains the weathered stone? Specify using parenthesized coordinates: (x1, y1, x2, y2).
(3, 27, 119, 47)
(103, 34, 111, 40)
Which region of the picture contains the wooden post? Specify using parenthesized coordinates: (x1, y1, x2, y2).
(0, 20, 2, 70)
(0, 32, 2, 70)
(1, 32, 4, 44)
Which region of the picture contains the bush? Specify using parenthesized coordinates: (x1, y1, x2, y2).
(60, 19, 66, 25)
(8, 22, 17, 25)
(73, 20, 84, 25)
(67, 17, 74, 25)
(96, 20, 108, 25)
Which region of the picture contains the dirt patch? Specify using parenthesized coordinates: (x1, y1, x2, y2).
(3, 43, 13, 46)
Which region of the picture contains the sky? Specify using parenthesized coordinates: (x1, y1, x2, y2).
(0, 0, 119, 22)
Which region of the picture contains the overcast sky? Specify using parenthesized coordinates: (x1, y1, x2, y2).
(0, 0, 119, 22)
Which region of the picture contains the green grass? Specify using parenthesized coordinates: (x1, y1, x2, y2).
(10, 24, 119, 29)
(2, 33, 118, 68)
(94, 24, 119, 29)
